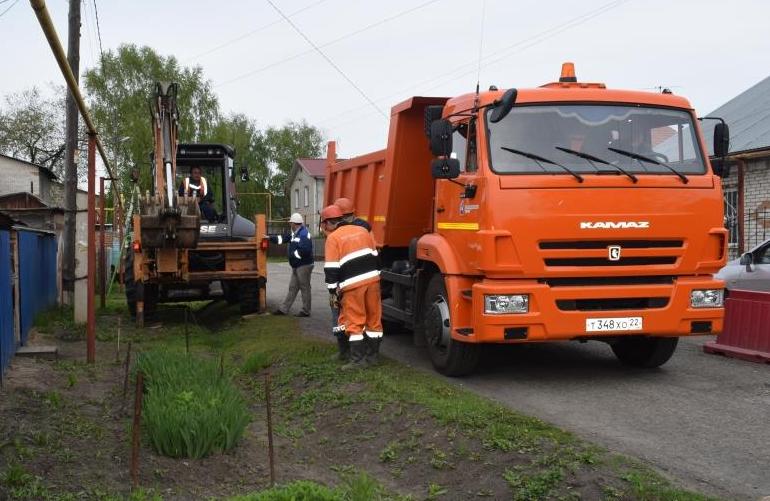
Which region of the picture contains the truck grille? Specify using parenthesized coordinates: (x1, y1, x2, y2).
(541, 276, 675, 287)
(539, 240, 683, 250)
(556, 297, 669, 311)
(544, 257, 677, 267)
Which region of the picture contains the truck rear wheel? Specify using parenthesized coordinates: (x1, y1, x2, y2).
(423, 274, 479, 376)
(610, 336, 678, 368)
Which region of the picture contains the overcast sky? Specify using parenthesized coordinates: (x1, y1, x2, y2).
(2, 0, 770, 158)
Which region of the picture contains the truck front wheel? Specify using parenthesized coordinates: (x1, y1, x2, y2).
(610, 336, 678, 368)
(423, 274, 479, 376)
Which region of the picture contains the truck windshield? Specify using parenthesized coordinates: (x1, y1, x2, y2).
(486, 105, 705, 176)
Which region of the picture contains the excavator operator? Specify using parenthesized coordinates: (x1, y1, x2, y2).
(179, 166, 218, 221)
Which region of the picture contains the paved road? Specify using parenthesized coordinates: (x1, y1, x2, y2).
(266, 262, 770, 500)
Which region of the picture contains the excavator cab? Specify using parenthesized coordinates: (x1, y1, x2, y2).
(176, 143, 256, 241)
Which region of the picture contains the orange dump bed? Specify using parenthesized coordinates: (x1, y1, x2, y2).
(324, 97, 448, 248)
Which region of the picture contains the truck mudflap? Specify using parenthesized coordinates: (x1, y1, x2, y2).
(446, 276, 725, 343)
(139, 194, 200, 248)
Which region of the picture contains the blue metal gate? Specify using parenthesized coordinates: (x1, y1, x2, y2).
(0, 230, 14, 377)
(18, 229, 58, 346)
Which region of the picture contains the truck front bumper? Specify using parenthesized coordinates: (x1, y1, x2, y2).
(461, 276, 724, 343)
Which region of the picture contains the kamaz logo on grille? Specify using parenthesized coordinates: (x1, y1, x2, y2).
(580, 221, 650, 229)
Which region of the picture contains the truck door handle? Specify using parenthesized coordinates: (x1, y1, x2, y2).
(436, 206, 445, 213)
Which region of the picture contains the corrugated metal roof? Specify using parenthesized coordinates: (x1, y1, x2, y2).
(701, 75, 770, 156)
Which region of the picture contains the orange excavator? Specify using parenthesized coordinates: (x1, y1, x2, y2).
(125, 82, 268, 325)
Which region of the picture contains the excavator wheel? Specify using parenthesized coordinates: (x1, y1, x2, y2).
(124, 251, 137, 318)
(124, 251, 158, 322)
(239, 280, 260, 315)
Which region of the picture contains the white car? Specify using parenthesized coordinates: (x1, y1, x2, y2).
(716, 239, 770, 292)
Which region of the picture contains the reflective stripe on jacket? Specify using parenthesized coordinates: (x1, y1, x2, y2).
(183, 176, 208, 197)
(269, 225, 313, 268)
(324, 224, 379, 292)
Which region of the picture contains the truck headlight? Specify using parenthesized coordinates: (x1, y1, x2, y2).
(484, 294, 529, 314)
(690, 289, 724, 308)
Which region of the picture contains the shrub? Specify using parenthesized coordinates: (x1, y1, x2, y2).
(242, 351, 273, 374)
(137, 350, 250, 458)
(232, 480, 340, 501)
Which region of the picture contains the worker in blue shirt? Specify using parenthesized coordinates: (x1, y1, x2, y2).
(268, 213, 314, 317)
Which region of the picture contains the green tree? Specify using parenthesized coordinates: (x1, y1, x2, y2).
(207, 113, 270, 219)
(83, 44, 220, 201)
(0, 86, 71, 177)
(263, 120, 324, 218)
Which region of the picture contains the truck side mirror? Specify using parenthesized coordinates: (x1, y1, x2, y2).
(714, 122, 730, 158)
(711, 158, 730, 178)
(430, 119, 453, 157)
(740, 252, 753, 272)
(489, 88, 518, 123)
(240, 166, 249, 182)
(431, 158, 460, 180)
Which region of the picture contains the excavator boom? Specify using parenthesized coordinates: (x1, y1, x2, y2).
(139, 82, 200, 248)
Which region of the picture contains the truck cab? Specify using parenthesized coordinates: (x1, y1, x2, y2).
(325, 64, 728, 376)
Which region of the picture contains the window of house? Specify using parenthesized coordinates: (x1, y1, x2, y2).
(304, 186, 309, 207)
(723, 188, 738, 247)
(294, 189, 299, 209)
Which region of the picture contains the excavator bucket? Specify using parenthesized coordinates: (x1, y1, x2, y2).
(139, 193, 201, 248)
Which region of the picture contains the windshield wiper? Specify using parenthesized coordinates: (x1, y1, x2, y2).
(607, 147, 688, 184)
(555, 146, 638, 183)
(501, 146, 583, 183)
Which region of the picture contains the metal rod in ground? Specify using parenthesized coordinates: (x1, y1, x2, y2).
(99, 176, 106, 309)
(115, 316, 121, 363)
(265, 370, 275, 486)
(130, 371, 144, 489)
(219, 353, 224, 378)
(86, 133, 96, 363)
(121, 341, 132, 411)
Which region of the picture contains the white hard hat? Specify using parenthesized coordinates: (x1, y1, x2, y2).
(289, 213, 304, 224)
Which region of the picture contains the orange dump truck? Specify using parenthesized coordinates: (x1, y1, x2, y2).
(325, 63, 729, 376)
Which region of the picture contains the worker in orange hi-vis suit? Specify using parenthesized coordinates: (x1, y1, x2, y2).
(320, 204, 382, 370)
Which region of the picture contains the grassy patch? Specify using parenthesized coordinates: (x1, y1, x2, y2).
(231, 472, 401, 501)
(138, 350, 250, 458)
(242, 351, 274, 374)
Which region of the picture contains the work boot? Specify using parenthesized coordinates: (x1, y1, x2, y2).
(330, 333, 350, 362)
(364, 335, 382, 366)
(341, 340, 367, 370)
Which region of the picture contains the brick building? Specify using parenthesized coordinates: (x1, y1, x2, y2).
(701, 75, 770, 258)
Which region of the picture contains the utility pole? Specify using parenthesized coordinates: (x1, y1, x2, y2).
(61, 0, 81, 305)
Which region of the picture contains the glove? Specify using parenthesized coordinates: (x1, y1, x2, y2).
(329, 291, 341, 310)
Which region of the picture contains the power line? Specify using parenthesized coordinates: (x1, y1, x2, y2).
(185, 0, 331, 62)
(81, 0, 96, 67)
(264, 0, 386, 118)
(92, 0, 105, 58)
(0, 0, 19, 18)
(321, 0, 632, 130)
(218, 0, 441, 88)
